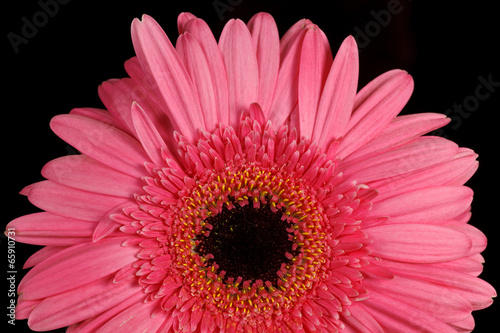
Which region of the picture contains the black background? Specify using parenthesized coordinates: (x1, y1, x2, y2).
(3, 0, 499, 332)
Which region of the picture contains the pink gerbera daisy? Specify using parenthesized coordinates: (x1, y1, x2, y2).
(8, 12, 495, 332)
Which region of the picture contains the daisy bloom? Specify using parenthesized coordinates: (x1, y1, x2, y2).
(9, 12, 495, 333)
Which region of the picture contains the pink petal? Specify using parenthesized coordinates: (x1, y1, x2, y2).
(23, 246, 64, 269)
(362, 291, 457, 332)
(122, 57, 165, 110)
(131, 15, 204, 141)
(94, 298, 167, 333)
(445, 148, 479, 185)
(338, 70, 414, 159)
(70, 107, 129, 134)
(247, 12, 280, 115)
(342, 304, 384, 332)
(381, 259, 496, 310)
(247, 103, 266, 124)
(454, 210, 472, 224)
(177, 12, 197, 34)
(339, 136, 459, 184)
(131, 102, 168, 167)
(286, 104, 300, 132)
(65, 292, 145, 333)
(7, 212, 95, 246)
(366, 186, 473, 223)
(313, 36, 359, 147)
(28, 277, 142, 331)
(359, 262, 395, 280)
(372, 151, 478, 201)
(430, 254, 485, 276)
(19, 183, 35, 196)
(343, 113, 450, 163)
(27, 180, 128, 222)
(267, 22, 308, 128)
(219, 19, 259, 128)
(18, 237, 138, 300)
(297, 25, 333, 139)
(364, 276, 471, 322)
(181, 18, 229, 125)
(15, 298, 41, 320)
(98, 79, 139, 138)
(365, 224, 472, 263)
(200, 309, 216, 333)
(189, 307, 204, 332)
(279, 18, 313, 58)
(123, 59, 180, 159)
(50, 114, 150, 178)
(449, 315, 475, 332)
(42, 155, 142, 197)
(445, 223, 487, 256)
(176, 32, 219, 131)
(92, 202, 138, 242)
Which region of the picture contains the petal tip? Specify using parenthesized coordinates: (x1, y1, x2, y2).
(344, 35, 358, 48)
(140, 14, 154, 23)
(300, 18, 314, 29)
(49, 114, 69, 133)
(19, 183, 36, 196)
(337, 35, 359, 62)
(249, 12, 273, 22)
(132, 14, 156, 32)
(177, 12, 197, 34)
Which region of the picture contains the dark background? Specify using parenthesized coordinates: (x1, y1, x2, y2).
(3, 0, 499, 332)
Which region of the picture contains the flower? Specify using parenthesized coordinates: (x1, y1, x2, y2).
(8, 12, 495, 333)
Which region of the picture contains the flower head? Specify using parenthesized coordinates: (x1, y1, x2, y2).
(9, 12, 495, 332)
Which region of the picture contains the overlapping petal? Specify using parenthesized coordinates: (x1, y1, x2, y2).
(18, 237, 138, 300)
(7, 212, 95, 246)
(247, 13, 280, 115)
(219, 18, 259, 129)
(365, 223, 473, 263)
(27, 277, 142, 331)
(131, 14, 205, 142)
(177, 16, 230, 126)
(26, 181, 128, 222)
(50, 114, 150, 178)
(313, 35, 359, 146)
(42, 155, 142, 197)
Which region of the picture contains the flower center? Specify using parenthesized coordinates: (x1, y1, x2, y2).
(195, 202, 297, 286)
(162, 161, 332, 322)
(118, 119, 376, 328)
